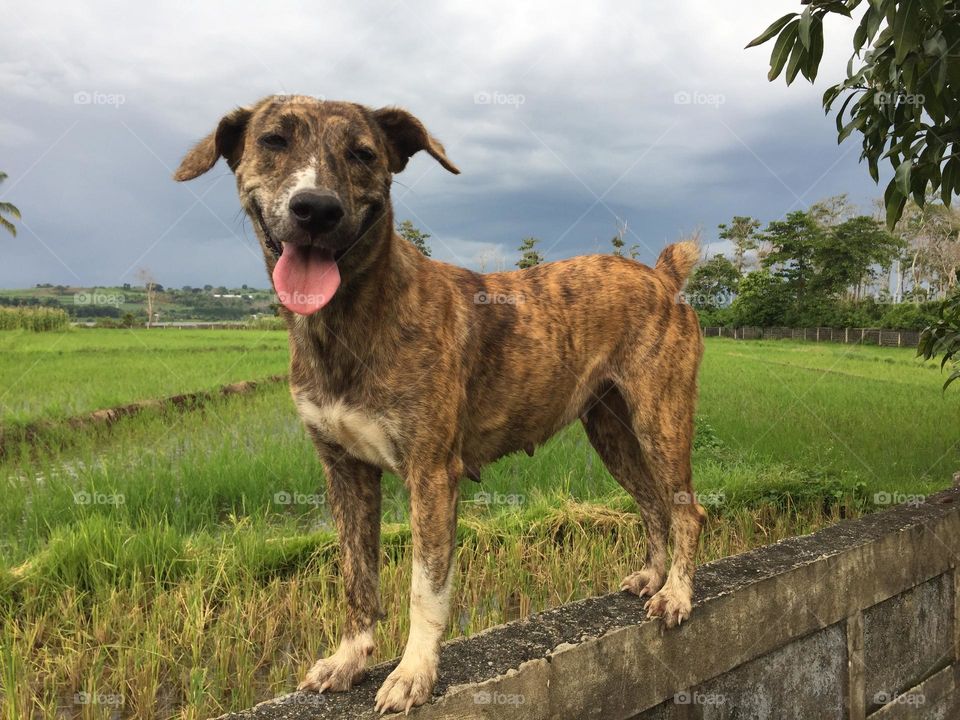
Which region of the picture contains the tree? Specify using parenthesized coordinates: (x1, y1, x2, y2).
(0, 172, 21, 237)
(686, 254, 740, 311)
(731, 271, 792, 326)
(718, 216, 761, 272)
(748, 1, 960, 228)
(397, 219, 432, 257)
(516, 237, 544, 269)
(761, 210, 823, 304)
(137, 268, 159, 328)
(918, 289, 960, 391)
(813, 215, 903, 299)
(610, 218, 629, 257)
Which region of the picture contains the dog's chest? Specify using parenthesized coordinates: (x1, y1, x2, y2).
(294, 394, 400, 474)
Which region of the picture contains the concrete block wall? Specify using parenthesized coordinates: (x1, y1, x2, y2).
(214, 488, 960, 719)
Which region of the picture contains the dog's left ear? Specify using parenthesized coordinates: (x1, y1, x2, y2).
(174, 106, 253, 181)
(372, 107, 460, 175)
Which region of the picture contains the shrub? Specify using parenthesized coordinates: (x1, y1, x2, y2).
(0, 306, 70, 331)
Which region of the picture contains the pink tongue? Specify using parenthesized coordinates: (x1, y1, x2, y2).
(272, 243, 341, 315)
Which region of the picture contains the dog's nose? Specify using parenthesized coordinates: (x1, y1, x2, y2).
(289, 190, 344, 234)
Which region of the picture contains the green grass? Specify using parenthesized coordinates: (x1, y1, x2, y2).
(0, 334, 956, 719)
(0, 329, 288, 425)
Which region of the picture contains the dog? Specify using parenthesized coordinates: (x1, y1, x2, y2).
(175, 95, 705, 714)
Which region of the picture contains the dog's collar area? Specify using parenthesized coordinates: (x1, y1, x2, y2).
(251, 200, 283, 259)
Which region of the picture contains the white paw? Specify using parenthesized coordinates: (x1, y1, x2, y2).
(298, 633, 373, 693)
(620, 568, 665, 598)
(644, 584, 692, 628)
(374, 659, 436, 715)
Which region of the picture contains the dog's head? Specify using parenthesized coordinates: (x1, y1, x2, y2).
(174, 95, 459, 315)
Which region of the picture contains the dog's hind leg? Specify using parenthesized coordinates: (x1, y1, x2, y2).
(298, 453, 382, 693)
(375, 467, 459, 714)
(617, 364, 705, 628)
(583, 385, 670, 600)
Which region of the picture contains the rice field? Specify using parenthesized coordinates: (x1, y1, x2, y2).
(0, 331, 956, 719)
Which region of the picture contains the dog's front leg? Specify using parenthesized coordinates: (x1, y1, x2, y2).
(375, 469, 458, 714)
(298, 455, 382, 693)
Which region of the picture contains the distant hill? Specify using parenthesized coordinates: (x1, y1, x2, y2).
(0, 284, 278, 323)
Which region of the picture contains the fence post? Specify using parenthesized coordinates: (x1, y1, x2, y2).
(845, 327, 849, 344)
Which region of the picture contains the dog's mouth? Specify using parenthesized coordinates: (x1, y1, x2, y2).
(251, 200, 342, 316)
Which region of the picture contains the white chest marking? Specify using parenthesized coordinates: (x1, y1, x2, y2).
(294, 395, 399, 473)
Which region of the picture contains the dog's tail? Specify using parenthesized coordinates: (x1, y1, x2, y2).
(654, 241, 700, 289)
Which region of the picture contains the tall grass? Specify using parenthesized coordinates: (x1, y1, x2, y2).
(0, 307, 69, 332)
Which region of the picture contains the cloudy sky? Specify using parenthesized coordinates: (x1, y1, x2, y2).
(1, 0, 880, 289)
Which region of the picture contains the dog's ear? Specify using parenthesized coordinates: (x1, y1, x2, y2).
(372, 107, 460, 175)
(174, 107, 253, 181)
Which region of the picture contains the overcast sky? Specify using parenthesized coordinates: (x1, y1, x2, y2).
(1, 0, 880, 289)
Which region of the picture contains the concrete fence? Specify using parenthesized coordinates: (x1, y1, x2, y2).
(214, 487, 960, 719)
(702, 326, 922, 348)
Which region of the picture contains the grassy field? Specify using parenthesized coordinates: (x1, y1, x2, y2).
(0, 333, 956, 719)
(0, 329, 288, 425)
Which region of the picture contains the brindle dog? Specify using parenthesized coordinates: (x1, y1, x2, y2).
(175, 95, 705, 714)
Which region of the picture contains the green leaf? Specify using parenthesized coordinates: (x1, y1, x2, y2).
(884, 180, 908, 228)
(806, 21, 825, 82)
(943, 157, 959, 205)
(799, 7, 813, 49)
(893, 0, 920, 65)
(786, 40, 807, 85)
(746, 12, 798, 48)
(768, 21, 800, 81)
(919, 0, 943, 20)
(896, 157, 913, 196)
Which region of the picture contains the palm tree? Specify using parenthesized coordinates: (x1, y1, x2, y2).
(0, 172, 21, 237)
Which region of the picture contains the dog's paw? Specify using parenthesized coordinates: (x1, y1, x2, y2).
(374, 661, 436, 715)
(298, 635, 374, 693)
(620, 568, 664, 598)
(644, 585, 692, 628)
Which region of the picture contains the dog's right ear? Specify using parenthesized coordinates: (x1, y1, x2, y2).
(174, 107, 252, 181)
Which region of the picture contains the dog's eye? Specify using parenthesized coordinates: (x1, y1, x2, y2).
(258, 134, 288, 150)
(349, 147, 376, 164)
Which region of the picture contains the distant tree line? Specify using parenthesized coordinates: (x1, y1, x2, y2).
(688, 194, 959, 332)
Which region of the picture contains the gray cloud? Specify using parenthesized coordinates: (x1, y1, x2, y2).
(0, 0, 881, 288)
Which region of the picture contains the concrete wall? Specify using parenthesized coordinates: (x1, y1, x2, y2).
(214, 488, 960, 720)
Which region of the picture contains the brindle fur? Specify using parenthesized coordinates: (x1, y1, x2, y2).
(175, 95, 705, 714)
